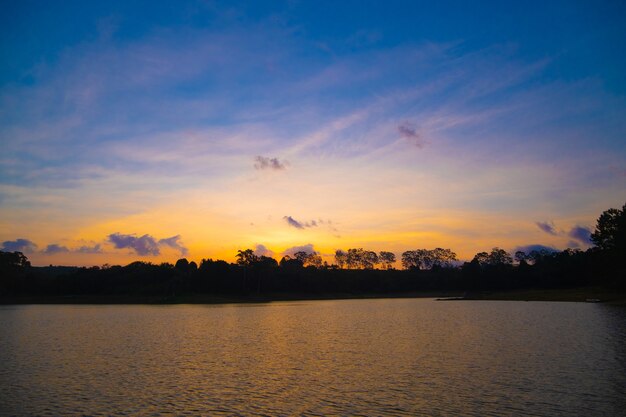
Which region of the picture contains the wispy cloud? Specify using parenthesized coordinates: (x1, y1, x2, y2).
(254, 156, 288, 171)
(158, 235, 189, 256)
(397, 122, 426, 148)
(536, 221, 558, 235)
(283, 216, 304, 229)
(283, 216, 319, 230)
(1, 238, 37, 253)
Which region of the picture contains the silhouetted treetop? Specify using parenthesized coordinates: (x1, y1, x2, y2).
(401, 248, 457, 270)
(591, 203, 626, 253)
(379, 251, 396, 269)
(472, 247, 512, 266)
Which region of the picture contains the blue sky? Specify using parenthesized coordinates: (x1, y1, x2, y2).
(1, 0, 625, 265)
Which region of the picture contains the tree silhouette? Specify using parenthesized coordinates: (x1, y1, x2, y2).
(402, 248, 457, 270)
(293, 251, 323, 268)
(236, 249, 259, 266)
(591, 203, 626, 253)
(334, 250, 347, 269)
(379, 251, 396, 269)
(472, 248, 512, 266)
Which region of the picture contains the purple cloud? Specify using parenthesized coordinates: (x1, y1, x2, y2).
(76, 244, 103, 254)
(283, 216, 320, 230)
(398, 122, 426, 148)
(1, 238, 37, 253)
(282, 244, 316, 257)
(254, 156, 288, 170)
(283, 215, 305, 229)
(158, 235, 189, 256)
(568, 226, 592, 245)
(254, 244, 274, 257)
(514, 244, 559, 254)
(535, 221, 557, 235)
(108, 233, 160, 256)
(43, 244, 70, 255)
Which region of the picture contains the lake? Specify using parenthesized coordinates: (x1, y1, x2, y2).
(1, 299, 624, 416)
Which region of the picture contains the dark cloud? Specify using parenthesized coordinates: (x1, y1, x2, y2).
(254, 244, 274, 257)
(77, 244, 103, 254)
(108, 233, 160, 256)
(566, 240, 580, 249)
(158, 235, 189, 256)
(283, 216, 319, 229)
(282, 244, 315, 257)
(283, 215, 304, 229)
(43, 244, 70, 254)
(398, 122, 426, 148)
(254, 156, 288, 171)
(535, 221, 557, 235)
(535, 221, 592, 247)
(514, 244, 559, 254)
(1, 238, 37, 253)
(568, 226, 592, 245)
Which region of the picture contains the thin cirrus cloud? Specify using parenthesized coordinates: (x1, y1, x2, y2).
(108, 233, 189, 256)
(254, 156, 288, 171)
(0, 238, 38, 253)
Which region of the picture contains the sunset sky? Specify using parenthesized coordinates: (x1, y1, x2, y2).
(1, 1, 625, 266)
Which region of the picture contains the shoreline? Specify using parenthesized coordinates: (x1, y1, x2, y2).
(456, 287, 626, 305)
(1, 287, 625, 305)
(0, 291, 462, 305)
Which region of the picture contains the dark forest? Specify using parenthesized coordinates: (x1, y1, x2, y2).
(2, 204, 624, 300)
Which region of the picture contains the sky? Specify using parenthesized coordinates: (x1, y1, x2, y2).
(1, 0, 625, 266)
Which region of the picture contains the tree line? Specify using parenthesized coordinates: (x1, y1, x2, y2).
(1, 203, 624, 298)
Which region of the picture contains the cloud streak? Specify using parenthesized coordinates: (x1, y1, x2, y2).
(536, 221, 558, 235)
(254, 156, 288, 171)
(397, 122, 426, 148)
(283, 216, 320, 230)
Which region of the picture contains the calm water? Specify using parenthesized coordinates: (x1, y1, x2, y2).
(0, 299, 625, 416)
